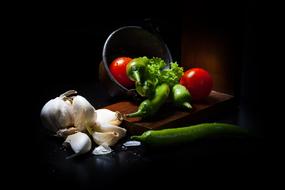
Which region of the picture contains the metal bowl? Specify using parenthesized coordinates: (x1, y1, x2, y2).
(99, 26, 172, 99)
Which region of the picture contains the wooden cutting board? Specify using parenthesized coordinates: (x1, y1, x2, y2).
(103, 90, 235, 135)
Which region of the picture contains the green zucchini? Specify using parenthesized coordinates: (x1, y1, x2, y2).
(131, 123, 248, 146)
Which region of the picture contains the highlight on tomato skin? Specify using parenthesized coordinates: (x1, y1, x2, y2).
(109, 57, 134, 88)
(180, 68, 213, 101)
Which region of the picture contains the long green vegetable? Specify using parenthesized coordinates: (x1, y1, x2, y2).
(131, 123, 248, 146)
(126, 83, 170, 118)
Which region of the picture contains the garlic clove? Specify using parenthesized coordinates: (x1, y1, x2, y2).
(92, 144, 113, 155)
(40, 90, 98, 136)
(64, 132, 92, 159)
(40, 97, 74, 133)
(123, 140, 141, 147)
(95, 109, 123, 126)
(92, 130, 124, 146)
(95, 122, 126, 137)
(72, 95, 97, 132)
(91, 109, 126, 146)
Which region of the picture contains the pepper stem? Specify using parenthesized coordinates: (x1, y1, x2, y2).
(132, 71, 141, 83)
(126, 111, 142, 118)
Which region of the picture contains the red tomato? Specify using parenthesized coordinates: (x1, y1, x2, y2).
(180, 68, 213, 100)
(109, 57, 134, 88)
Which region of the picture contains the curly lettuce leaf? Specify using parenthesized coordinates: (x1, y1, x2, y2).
(138, 57, 183, 97)
(144, 57, 165, 86)
(160, 62, 184, 88)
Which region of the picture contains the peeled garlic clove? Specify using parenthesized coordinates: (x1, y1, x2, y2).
(40, 97, 74, 133)
(72, 95, 97, 132)
(123, 140, 141, 147)
(92, 144, 112, 155)
(64, 132, 92, 158)
(95, 109, 123, 126)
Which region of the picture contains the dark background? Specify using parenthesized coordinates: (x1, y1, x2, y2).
(15, 1, 283, 188)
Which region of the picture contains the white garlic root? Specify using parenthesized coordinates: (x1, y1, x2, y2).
(64, 132, 92, 159)
(40, 90, 97, 137)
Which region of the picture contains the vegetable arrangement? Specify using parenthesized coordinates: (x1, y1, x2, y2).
(116, 56, 192, 118)
(40, 56, 220, 157)
(40, 90, 244, 157)
(126, 57, 184, 97)
(109, 56, 215, 118)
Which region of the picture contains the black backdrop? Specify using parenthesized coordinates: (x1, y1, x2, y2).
(13, 1, 283, 188)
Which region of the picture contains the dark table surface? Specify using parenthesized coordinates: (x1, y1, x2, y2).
(30, 82, 274, 189)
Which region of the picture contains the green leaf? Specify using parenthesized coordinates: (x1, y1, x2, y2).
(160, 62, 184, 88)
(137, 57, 184, 97)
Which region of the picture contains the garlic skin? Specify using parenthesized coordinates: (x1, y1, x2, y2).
(64, 132, 92, 158)
(40, 90, 97, 136)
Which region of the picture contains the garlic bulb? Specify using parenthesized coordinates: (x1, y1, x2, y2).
(41, 90, 127, 156)
(64, 132, 92, 159)
(40, 90, 96, 137)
